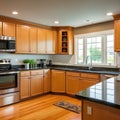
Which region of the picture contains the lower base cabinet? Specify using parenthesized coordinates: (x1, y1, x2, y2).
(66, 72, 80, 95)
(20, 70, 44, 99)
(51, 70, 65, 93)
(20, 69, 100, 99)
(66, 72, 100, 95)
(43, 69, 51, 93)
(82, 100, 120, 120)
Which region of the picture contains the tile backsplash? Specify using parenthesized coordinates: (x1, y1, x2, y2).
(0, 53, 52, 65)
(0, 52, 120, 68)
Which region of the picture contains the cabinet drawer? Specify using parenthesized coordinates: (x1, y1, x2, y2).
(81, 73, 99, 79)
(66, 71, 80, 77)
(31, 70, 43, 75)
(81, 73, 88, 78)
(20, 71, 30, 77)
(88, 73, 99, 79)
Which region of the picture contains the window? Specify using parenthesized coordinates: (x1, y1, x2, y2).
(75, 30, 115, 65)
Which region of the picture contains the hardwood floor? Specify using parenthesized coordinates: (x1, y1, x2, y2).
(0, 94, 81, 120)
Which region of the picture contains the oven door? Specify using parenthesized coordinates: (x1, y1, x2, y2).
(0, 71, 19, 94)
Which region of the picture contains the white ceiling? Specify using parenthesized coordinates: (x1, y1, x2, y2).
(0, 0, 120, 27)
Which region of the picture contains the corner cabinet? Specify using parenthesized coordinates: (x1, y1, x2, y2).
(51, 70, 65, 93)
(114, 20, 120, 52)
(53, 27, 74, 55)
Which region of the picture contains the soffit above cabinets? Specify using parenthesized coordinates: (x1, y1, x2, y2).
(0, 0, 120, 27)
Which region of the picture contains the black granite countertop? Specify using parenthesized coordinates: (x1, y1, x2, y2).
(76, 76, 120, 109)
(50, 66, 120, 75)
(10, 64, 120, 75)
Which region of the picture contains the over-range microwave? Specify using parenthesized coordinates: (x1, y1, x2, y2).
(0, 36, 16, 52)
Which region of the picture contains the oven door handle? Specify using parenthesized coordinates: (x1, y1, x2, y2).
(0, 71, 19, 75)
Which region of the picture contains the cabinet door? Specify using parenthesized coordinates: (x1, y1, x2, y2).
(3, 22, 15, 37)
(67, 30, 74, 54)
(66, 76, 80, 95)
(53, 30, 57, 54)
(38, 28, 46, 53)
(51, 70, 65, 93)
(43, 69, 51, 93)
(46, 30, 55, 54)
(30, 75, 43, 96)
(20, 77, 30, 99)
(29, 27, 38, 53)
(114, 20, 120, 51)
(79, 78, 99, 91)
(0, 22, 2, 35)
(16, 24, 29, 53)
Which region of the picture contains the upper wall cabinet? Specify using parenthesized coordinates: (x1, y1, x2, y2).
(29, 27, 38, 53)
(38, 28, 56, 54)
(16, 24, 37, 53)
(0, 21, 15, 37)
(113, 14, 120, 52)
(38, 28, 46, 54)
(0, 22, 2, 35)
(46, 29, 55, 54)
(54, 27, 74, 55)
(114, 20, 120, 52)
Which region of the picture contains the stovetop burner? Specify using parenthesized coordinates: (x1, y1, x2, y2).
(0, 59, 12, 72)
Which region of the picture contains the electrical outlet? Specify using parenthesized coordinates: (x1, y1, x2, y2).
(87, 106, 92, 115)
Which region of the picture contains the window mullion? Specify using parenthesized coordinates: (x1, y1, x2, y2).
(102, 35, 106, 64)
(84, 37, 87, 64)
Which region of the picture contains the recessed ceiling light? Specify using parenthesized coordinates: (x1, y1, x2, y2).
(106, 12, 113, 16)
(12, 11, 18, 15)
(54, 21, 59, 24)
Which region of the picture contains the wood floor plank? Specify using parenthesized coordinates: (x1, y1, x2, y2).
(0, 94, 81, 120)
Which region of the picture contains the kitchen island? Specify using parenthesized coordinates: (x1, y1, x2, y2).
(76, 76, 120, 120)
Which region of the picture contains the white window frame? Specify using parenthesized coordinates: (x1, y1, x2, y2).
(74, 30, 116, 67)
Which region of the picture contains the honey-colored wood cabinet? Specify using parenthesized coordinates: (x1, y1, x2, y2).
(82, 100, 120, 120)
(37, 28, 55, 54)
(51, 70, 65, 93)
(30, 70, 43, 96)
(38, 28, 46, 53)
(66, 72, 81, 95)
(43, 69, 51, 93)
(20, 70, 44, 99)
(29, 27, 38, 53)
(0, 21, 15, 37)
(66, 71, 100, 95)
(46, 29, 55, 54)
(79, 73, 100, 91)
(114, 20, 120, 52)
(20, 71, 30, 99)
(0, 22, 2, 35)
(16, 24, 29, 53)
(56, 27, 74, 54)
(3, 22, 15, 37)
(16, 24, 37, 53)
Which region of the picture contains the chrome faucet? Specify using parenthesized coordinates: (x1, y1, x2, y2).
(85, 56, 92, 70)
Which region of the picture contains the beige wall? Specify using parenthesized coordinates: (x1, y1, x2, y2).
(74, 21, 114, 35)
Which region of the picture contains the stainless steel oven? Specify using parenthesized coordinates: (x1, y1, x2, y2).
(0, 71, 20, 107)
(0, 71, 19, 94)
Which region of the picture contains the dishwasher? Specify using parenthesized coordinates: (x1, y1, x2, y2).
(100, 74, 117, 81)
